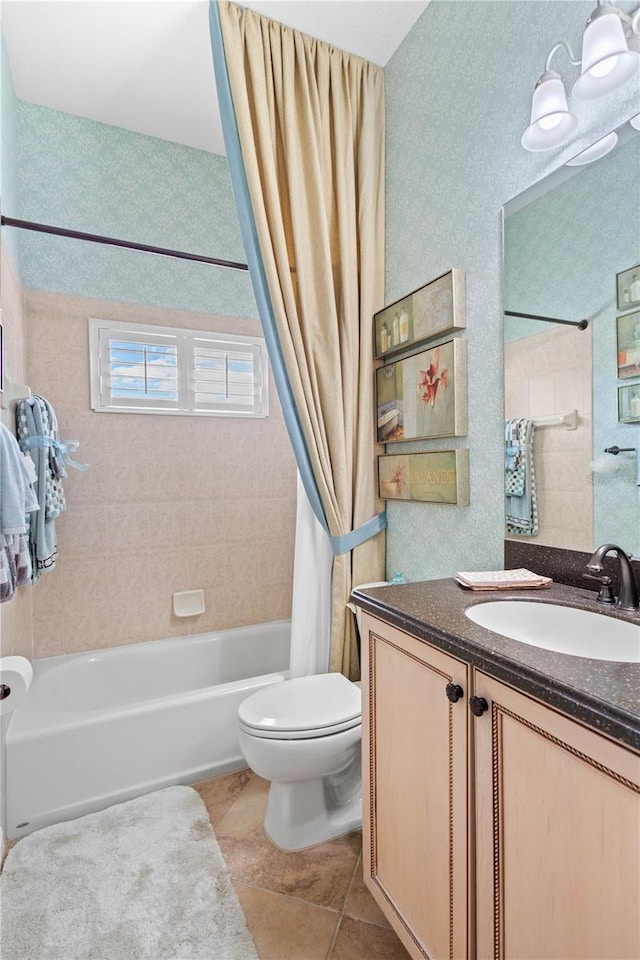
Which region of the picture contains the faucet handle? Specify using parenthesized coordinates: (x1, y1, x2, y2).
(582, 572, 615, 605)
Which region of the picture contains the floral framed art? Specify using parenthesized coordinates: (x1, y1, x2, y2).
(616, 311, 640, 380)
(373, 269, 466, 360)
(616, 264, 640, 312)
(378, 449, 470, 505)
(375, 338, 467, 443)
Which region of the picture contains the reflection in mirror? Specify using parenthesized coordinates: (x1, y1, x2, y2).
(503, 127, 640, 557)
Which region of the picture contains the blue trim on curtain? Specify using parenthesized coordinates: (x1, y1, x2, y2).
(208, 1, 387, 558)
(208, 0, 327, 533)
(329, 512, 387, 555)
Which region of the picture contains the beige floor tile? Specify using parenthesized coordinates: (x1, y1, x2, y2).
(193, 769, 254, 827)
(329, 916, 412, 960)
(342, 856, 391, 929)
(216, 777, 362, 911)
(234, 882, 339, 960)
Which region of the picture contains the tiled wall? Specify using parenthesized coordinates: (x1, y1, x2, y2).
(0, 244, 33, 658)
(505, 325, 593, 551)
(25, 289, 296, 658)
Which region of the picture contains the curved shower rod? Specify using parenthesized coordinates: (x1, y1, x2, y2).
(0, 215, 250, 272)
(505, 309, 589, 330)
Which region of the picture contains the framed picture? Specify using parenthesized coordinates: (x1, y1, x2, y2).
(374, 268, 465, 359)
(378, 449, 470, 505)
(616, 264, 640, 312)
(616, 311, 640, 379)
(375, 338, 467, 443)
(618, 383, 640, 423)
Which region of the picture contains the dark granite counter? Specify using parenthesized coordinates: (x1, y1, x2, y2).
(351, 579, 640, 751)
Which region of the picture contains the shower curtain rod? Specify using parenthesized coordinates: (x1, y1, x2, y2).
(0, 215, 250, 272)
(505, 309, 589, 330)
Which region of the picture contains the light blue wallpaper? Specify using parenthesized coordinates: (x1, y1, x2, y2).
(0, 35, 21, 268)
(505, 137, 640, 554)
(11, 102, 257, 317)
(384, 0, 640, 580)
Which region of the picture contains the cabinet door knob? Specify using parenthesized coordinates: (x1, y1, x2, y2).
(469, 696, 489, 717)
(445, 683, 464, 703)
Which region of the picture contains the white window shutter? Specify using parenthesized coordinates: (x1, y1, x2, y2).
(89, 319, 268, 418)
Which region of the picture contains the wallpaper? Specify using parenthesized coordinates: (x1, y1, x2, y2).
(11, 102, 257, 318)
(0, 35, 20, 267)
(383, 0, 640, 581)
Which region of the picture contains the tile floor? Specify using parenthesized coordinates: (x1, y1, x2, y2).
(194, 769, 412, 960)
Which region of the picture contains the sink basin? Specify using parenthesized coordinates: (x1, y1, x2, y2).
(465, 601, 640, 662)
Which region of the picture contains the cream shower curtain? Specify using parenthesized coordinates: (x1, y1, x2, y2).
(217, 1, 385, 678)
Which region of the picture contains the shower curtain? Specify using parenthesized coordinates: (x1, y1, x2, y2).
(210, 1, 386, 679)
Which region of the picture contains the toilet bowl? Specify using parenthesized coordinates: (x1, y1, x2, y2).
(237, 672, 362, 850)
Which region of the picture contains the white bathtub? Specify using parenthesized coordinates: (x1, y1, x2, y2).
(5, 620, 290, 838)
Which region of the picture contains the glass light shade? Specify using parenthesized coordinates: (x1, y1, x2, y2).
(631, 113, 640, 131)
(566, 131, 618, 166)
(521, 73, 577, 151)
(573, 6, 640, 99)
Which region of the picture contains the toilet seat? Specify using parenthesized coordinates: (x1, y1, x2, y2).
(238, 673, 361, 741)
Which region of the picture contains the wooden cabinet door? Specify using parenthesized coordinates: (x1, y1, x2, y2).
(361, 614, 470, 960)
(474, 671, 640, 960)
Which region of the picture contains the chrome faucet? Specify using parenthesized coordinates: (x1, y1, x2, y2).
(585, 544, 639, 613)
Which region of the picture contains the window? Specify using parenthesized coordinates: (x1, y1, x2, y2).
(89, 318, 268, 417)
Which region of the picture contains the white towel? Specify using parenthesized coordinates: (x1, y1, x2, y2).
(0, 423, 39, 535)
(0, 423, 39, 601)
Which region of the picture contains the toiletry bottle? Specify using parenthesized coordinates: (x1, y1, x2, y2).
(630, 392, 640, 418)
(380, 321, 389, 354)
(399, 307, 409, 343)
(629, 273, 640, 304)
(392, 313, 400, 347)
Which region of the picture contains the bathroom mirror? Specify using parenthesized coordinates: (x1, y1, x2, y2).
(503, 123, 640, 557)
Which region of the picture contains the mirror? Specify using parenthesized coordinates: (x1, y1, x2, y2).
(503, 125, 640, 557)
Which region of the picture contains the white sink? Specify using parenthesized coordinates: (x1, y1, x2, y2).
(465, 601, 640, 662)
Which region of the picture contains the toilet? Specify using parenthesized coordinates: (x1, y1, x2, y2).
(237, 672, 362, 850)
(237, 582, 387, 851)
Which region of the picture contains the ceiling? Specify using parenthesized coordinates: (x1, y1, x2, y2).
(2, 1, 430, 155)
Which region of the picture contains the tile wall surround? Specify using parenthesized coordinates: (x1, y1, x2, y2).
(505, 325, 593, 551)
(0, 244, 33, 659)
(24, 288, 297, 659)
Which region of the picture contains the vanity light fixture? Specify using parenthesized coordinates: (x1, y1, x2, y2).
(565, 130, 619, 164)
(522, 1, 640, 153)
(631, 111, 640, 128)
(573, 3, 640, 99)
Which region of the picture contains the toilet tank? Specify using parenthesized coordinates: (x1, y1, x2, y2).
(348, 582, 388, 633)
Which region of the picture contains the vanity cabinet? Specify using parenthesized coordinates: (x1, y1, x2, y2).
(360, 612, 640, 960)
(360, 614, 470, 960)
(473, 671, 640, 960)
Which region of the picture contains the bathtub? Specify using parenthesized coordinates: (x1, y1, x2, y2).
(5, 620, 290, 838)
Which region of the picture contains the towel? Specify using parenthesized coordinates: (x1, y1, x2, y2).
(505, 419, 524, 495)
(0, 423, 39, 601)
(506, 419, 538, 537)
(16, 396, 65, 580)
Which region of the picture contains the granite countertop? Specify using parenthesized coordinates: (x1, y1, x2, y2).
(351, 579, 640, 752)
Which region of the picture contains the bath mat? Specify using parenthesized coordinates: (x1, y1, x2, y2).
(0, 785, 259, 960)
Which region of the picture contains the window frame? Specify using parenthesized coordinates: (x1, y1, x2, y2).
(88, 318, 269, 418)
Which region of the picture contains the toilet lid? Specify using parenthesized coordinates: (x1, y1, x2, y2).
(238, 673, 361, 738)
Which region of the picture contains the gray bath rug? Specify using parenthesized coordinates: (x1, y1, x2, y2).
(0, 785, 259, 960)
